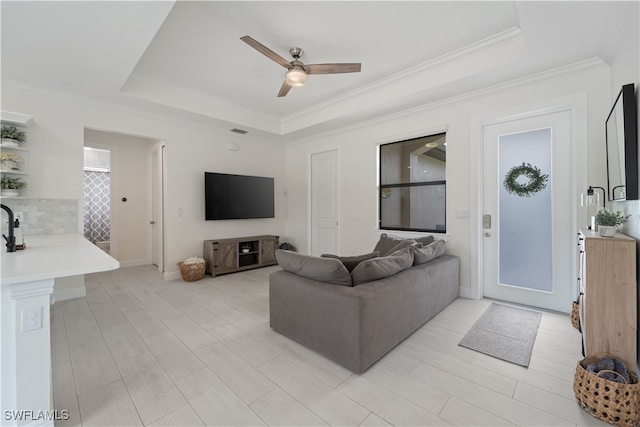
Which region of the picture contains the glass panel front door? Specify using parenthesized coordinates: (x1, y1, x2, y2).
(499, 128, 552, 292)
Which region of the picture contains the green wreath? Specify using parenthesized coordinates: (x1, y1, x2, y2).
(503, 162, 549, 197)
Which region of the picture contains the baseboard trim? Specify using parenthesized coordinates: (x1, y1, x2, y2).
(118, 258, 149, 268)
(54, 286, 86, 302)
(459, 287, 478, 299)
(163, 271, 182, 281)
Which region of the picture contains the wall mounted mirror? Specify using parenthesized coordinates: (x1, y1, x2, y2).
(606, 83, 638, 201)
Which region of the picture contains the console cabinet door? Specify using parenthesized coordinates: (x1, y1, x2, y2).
(260, 237, 278, 265)
(214, 241, 237, 274)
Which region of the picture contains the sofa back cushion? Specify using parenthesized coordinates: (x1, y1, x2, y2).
(411, 239, 446, 265)
(275, 250, 352, 286)
(321, 251, 379, 272)
(414, 235, 435, 247)
(351, 246, 414, 285)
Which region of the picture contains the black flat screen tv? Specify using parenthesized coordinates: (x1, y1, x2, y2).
(205, 172, 274, 220)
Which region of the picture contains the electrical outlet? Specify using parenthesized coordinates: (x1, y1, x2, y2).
(21, 307, 43, 333)
(14, 212, 23, 222)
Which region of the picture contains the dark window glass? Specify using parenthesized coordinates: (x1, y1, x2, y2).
(379, 133, 446, 232)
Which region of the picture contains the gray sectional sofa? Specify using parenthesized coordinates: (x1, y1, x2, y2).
(269, 234, 459, 373)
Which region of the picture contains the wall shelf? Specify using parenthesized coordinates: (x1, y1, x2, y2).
(1, 111, 31, 197)
(0, 144, 27, 151)
(0, 111, 33, 126)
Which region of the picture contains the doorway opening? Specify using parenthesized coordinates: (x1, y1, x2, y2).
(83, 129, 165, 272)
(83, 147, 111, 253)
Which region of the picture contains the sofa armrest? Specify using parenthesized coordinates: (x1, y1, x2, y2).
(269, 270, 362, 371)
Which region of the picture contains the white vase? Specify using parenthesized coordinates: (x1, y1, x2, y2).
(1, 189, 20, 197)
(1, 138, 20, 147)
(1, 159, 19, 170)
(598, 225, 617, 237)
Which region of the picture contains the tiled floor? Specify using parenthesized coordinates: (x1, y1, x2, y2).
(51, 265, 606, 426)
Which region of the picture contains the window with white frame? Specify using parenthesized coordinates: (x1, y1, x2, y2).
(379, 132, 446, 232)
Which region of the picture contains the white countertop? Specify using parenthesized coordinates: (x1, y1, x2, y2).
(1, 233, 119, 286)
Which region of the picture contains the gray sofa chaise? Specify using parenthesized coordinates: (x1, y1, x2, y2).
(269, 234, 459, 373)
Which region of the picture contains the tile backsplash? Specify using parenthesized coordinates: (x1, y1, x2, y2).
(1, 198, 78, 236)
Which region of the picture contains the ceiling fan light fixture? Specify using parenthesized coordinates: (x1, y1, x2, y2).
(285, 67, 308, 86)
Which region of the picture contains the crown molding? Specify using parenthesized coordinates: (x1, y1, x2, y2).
(280, 27, 526, 134)
(1, 80, 281, 145)
(120, 74, 282, 134)
(2, 54, 607, 150)
(285, 57, 607, 148)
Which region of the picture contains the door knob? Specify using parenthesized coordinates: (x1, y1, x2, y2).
(484, 232, 491, 237)
(150, 221, 156, 225)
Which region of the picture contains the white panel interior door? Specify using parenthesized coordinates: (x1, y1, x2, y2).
(150, 145, 162, 269)
(311, 150, 340, 256)
(482, 109, 574, 312)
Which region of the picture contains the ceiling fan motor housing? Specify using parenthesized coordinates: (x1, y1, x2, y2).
(289, 47, 303, 59)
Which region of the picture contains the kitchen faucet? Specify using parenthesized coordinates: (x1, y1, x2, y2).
(1, 204, 16, 252)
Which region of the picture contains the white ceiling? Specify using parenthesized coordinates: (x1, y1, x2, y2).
(1, 1, 635, 143)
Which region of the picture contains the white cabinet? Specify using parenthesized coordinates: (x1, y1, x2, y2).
(0, 111, 32, 198)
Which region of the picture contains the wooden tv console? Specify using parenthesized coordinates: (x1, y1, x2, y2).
(203, 235, 279, 276)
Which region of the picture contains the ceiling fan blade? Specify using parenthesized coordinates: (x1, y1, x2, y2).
(277, 81, 292, 97)
(306, 63, 361, 74)
(240, 36, 290, 68)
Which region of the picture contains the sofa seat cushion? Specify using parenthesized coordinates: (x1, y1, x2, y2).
(275, 249, 352, 286)
(351, 246, 414, 285)
(321, 251, 379, 272)
(411, 239, 446, 265)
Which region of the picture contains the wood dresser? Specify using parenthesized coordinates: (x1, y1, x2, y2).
(578, 229, 637, 372)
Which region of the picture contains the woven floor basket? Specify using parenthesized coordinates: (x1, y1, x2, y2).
(177, 261, 206, 282)
(570, 301, 581, 330)
(573, 354, 640, 427)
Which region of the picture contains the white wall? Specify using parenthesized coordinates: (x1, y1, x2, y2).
(610, 0, 640, 225)
(284, 62, 611, 296)
(604, 1, 640, 373)
(1, 84, 287, 276)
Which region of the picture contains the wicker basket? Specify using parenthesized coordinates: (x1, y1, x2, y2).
(573, 354, 640, 427)
(177, 260, 206, 282)
(571, 300, 581, 330)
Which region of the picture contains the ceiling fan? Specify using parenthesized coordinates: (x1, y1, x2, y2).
(240, 35, 361, 97)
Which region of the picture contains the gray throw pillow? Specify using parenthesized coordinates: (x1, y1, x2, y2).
(384, 239, 421, 256)
(321, 251, 379, 272)
(373, 233, 430, 256)
(275, 250, 352, 286)
(411, 239, 446, 265)
(414, 235, 435, 246)
(372, 233, 406, 256)
(351, 246, 414, 285)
